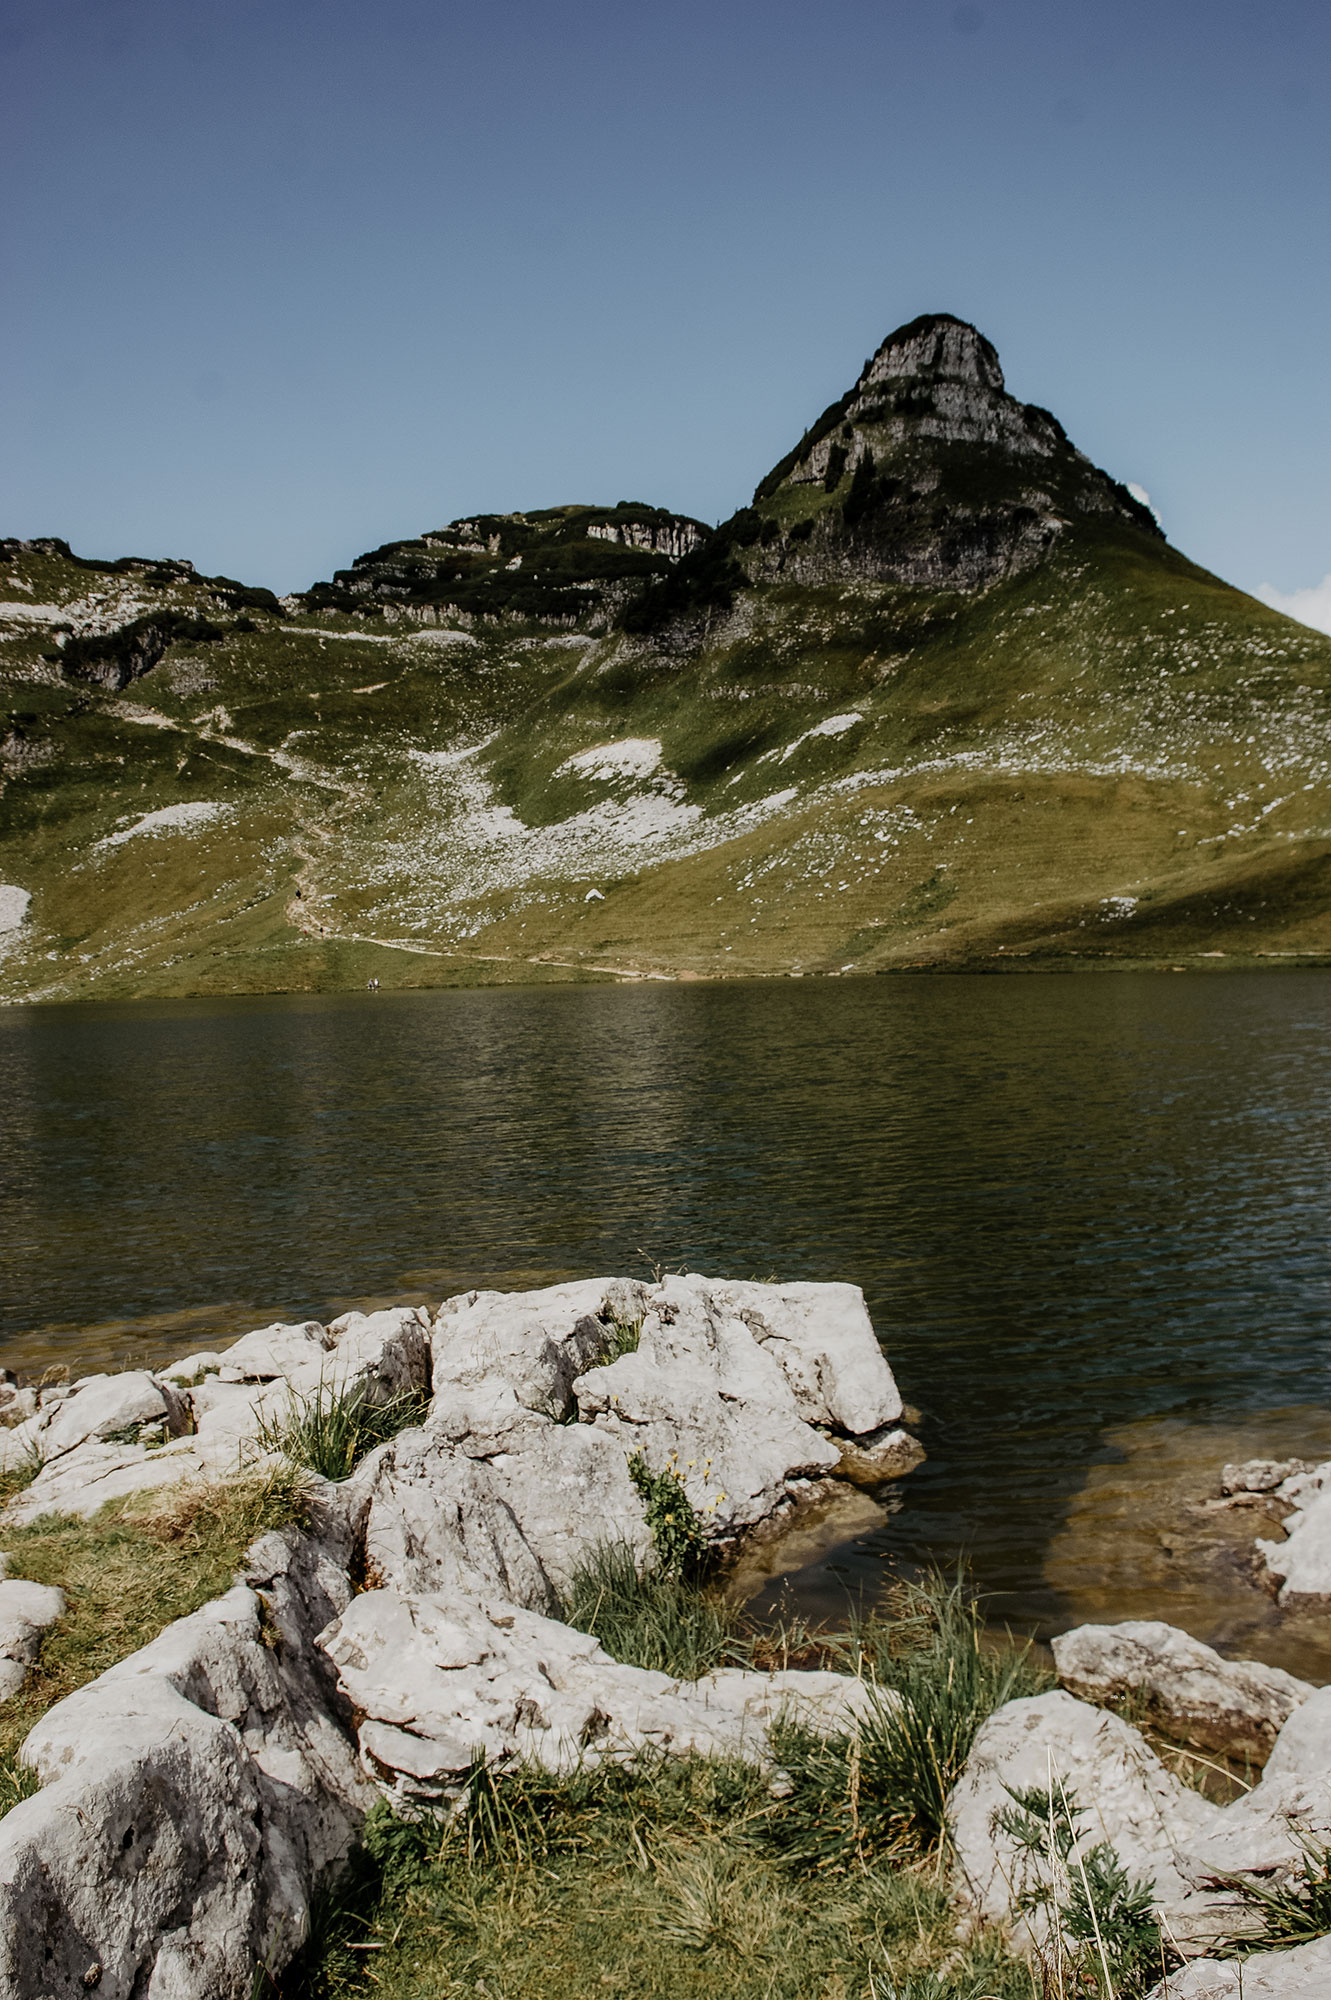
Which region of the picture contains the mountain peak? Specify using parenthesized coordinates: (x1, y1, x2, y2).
(860, 313, 1004, 394)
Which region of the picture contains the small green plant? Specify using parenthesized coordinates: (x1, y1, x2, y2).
(560, 1539, 738, 1678)
(598, 1313, 642, 1361)
(994, 1784, 1168, 1996)
(1219, 1838, 1331, 1953)
(256, 1379, 428, 1482)
(627, 1452, 711, 1578)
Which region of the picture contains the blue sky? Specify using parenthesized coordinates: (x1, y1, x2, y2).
(2, 0, 1328, 609)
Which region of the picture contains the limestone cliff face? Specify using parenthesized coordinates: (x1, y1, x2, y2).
(746, 313, 1161, 596)
(302, 503, 709, 630)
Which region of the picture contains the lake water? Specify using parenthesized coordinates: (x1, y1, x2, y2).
(4, 972, 1331, 1673)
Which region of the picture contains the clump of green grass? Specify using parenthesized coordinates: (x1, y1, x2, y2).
(772, 1568, 1052, 1868)
(267, 1763, 1033, 2000)
(560, 1541, 740, 1679)
(599, 1313, 643, 1360)
(0, 1445, 44, 1510)
(0, 1465, 307, 1817)
(1217, 1838, 1331, 1955)
(256, 1379, 428, 1482)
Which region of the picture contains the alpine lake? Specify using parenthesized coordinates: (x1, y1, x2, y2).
(5, 969, 1331, 1678)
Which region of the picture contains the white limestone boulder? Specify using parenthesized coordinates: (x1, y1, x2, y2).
(1220, 1459, 1311, 1497)
(1171, 1688, 1331, 1893)
(1147, 1936, 1331, 1997)
(948, 1690, 1226, 1941)
(159, 1350, 224, 1385)
(1258, 1464, 1331, 1602)
(706, 1277, 903, 1435)
(353, 1427, 557, 1611)
(479, 1420, 652, 1591)
(319, 1583, 882, 1800)
(1051, 1620, 1313, 1760)
(0, 1577, 65, 1700)
(430, 1278, 642, 1446)
(215, 1320, 332, 1383)
(0, 1518, 371, 2000)
(0, 1369, 186, 1478)
(322, 1306, 431, 1402)
(574, 1274, 841, 1534)
(1, 1437, 205, 1525)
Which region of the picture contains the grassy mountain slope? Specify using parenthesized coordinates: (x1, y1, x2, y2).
(4, 317, 1330, 1003)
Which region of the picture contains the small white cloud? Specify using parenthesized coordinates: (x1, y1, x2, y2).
(1255, 574, 1331, 638)
(1127, 483, 1163, 526)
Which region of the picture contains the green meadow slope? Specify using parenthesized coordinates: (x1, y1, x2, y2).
(3, 315, 1330, 1003)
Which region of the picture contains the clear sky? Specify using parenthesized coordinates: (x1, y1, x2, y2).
(2, 0, 1328, 611)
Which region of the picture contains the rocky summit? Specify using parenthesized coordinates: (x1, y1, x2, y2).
(4, 313, 1331, 1003)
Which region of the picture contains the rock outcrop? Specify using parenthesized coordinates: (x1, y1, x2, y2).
(737, 311, 1163, 599)
(0, 1272, 917, 1998)
(1147, 1935, 1331, 1996)
(950, 1680, 1331, 1966)
(1052, 1619, 1313, 1760)
(0, 1307, 433, 1525)
(1253, 1461, 1331, 1602)
(0, 1577, 65, 1700)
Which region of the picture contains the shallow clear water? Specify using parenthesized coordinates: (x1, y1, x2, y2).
(4, 973, 1331, 1666)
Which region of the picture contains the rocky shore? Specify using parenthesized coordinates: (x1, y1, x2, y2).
(1, 1278, 1329, 1999)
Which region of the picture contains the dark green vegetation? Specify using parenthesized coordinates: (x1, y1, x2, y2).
(271, 1569, 1048, 2000)
(1219, 1839, 1331, 1957)
(0, 1467, 306, 1815)
(995, 1788, 1168, 1997)
(6, 312, 1331, 1003)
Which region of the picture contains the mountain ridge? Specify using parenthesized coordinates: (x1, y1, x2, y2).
(3, 313, 1331, 1003)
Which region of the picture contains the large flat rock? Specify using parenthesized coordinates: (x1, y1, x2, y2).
(1051, 1619, 1312, 1760)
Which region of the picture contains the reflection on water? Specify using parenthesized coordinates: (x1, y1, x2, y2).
(4, 972, 1331, 1649)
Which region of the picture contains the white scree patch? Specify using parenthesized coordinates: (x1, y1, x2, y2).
(96, 802, 232, 850)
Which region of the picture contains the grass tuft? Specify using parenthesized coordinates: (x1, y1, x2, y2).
(1217, 1838, 1331, 1955)
(560, 1540, 739, 1679)
(262, 1757, 1035, 2000)
(771, 1567, 1051, 1869)
(255, 1379, 428, 1482)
